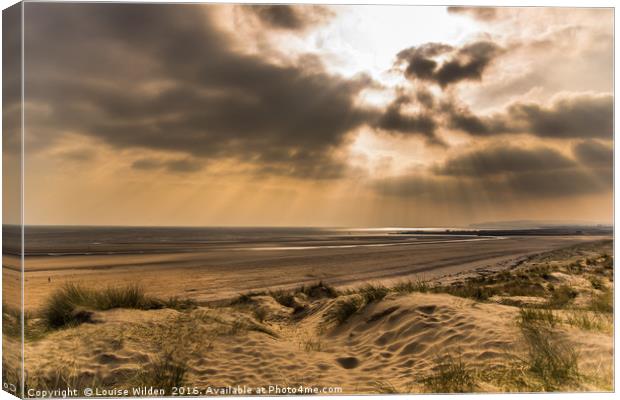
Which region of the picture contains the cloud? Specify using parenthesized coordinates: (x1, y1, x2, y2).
(415, 88, 436, 109)
(24, 3, 373, 179)
(507, 93, 613, 139)
(447, 6, 499, 21)
(245, 4, 334, 30)
(132, 158, 204, 173)
(2, 4, 22, 154)
(573, 140, 613, 168)
(372, 174, 458, 198)
(507, 168, 610, 197)
(376, 145, 611, 200)
(375, 168, 609, 200)
(396, 41, 502, 88)
(447, 93, 613, 139)
(373, 95, 441, 144)
(435, 146, 576, 176)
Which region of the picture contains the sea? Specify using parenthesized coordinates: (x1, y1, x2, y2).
(2, 225, 476, 256)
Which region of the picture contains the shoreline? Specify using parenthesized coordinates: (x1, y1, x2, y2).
(10, 236, 611, 311)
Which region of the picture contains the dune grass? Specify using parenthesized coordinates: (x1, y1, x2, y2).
(369, 380, 399, 394)
(565, 310, 610, 332)
(519, 308, 558, 328)
(589, 288, 613, 313)
(233, 281, 338, 308)
(2, 362, 23, 398)
(323, 295, 363, 325)
(589, 276, 605, 290)
(25, 365, 99, 395)
(435, 281, 499, 301)
(268, 290, 296, 308)
(133, 352, 186, 393)
(252, 307, 268, 322)
(547, 285, 578, 309)
(298, 281, 338, 299)
(41, 283, 195, 329)
(358, 284, 389, 303)
(323, 283, 389, 326)
(392, 279, 430, 294)
(519, 317, 580, 391)
(421, 355, 476, 393)
(2, 303, 23, 337)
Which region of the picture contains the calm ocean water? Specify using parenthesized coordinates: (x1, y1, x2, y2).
(2, 225, 471, 256)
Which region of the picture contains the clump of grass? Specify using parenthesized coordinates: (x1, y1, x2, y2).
(588, 276, 605, 290)
(269, 290, 296, 308)
(589, 289, 612, 313)
(421, 355, 476, 393)
(565, 261, 584, 274)
(253, 307, 268, 322)
(265, 281, 338, 310)
(91, 285, 156, 310)
(323, 283, 390, 326)
(393, 279, 430, 294)
(2, 303, 22, 337)
(519, 308, 558, 328)
(230, 290, 266, 305)
(520, 319, 580, 391)
(437, 281, 498, 301)
(26, 366, 98, 394)
(547, 285, 578, 309)
(299, 281, 338, 299)
(300, 338, 322, 352)
(133, 352, 186, 393)
(2, 362, 23, 397)
(358, 284, 389, 303)
(41, 283, 172, 329)
(369, 380, 399, 394)
(163, 297, 197, 311)
(565, 311, 609, 332)
(499, 281, 546, 297)
(42, 284, 95, 329)
(323, 295, 363, 325)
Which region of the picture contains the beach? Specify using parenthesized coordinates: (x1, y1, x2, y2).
(6, 227, 608, 310)
(1, 236, 612, 394)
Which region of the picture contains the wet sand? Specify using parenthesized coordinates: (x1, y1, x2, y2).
(17, 234, 608, 310)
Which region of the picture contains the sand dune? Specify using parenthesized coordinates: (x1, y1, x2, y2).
(12, 240, 613, 394)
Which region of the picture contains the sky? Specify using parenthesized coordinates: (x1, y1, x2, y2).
(4, 4, 614, 227)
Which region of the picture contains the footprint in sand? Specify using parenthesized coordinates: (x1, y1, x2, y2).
(335, 357, 359, 369)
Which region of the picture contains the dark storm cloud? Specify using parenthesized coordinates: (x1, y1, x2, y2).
(443, 101, 509, 135)
(24, 3, 373, 179)
(374, 95, 441, 144)
(245, 4, 333, 30)
(573, 140, 613, 168)
(415, 88, 435, 109)
(508, 94, 613, 139)
(447, 93, 613, 139)
(376, 145, 611, 200)
(435, 146, 576, 177)
(396, 41, 502, 88)
(375, 167, 609, 200)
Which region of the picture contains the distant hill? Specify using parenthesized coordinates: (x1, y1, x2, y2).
(469, 220, 612, 230)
